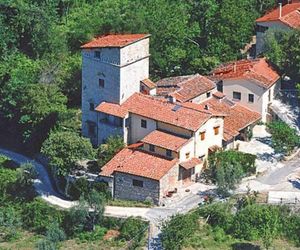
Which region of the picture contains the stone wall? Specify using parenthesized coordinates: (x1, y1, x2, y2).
(114, 172, 160, 204)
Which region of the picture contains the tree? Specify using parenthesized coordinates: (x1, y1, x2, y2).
(41, 131, 95, 176)
(267, 121, 300, 155)
(97, 135, 125, 167)
(232, 205, 281, 249)
(161, 212, 198, 250)
(85, 190, 105, 231)
(208, 150, 256, 196)
(264, 29, 300, 81)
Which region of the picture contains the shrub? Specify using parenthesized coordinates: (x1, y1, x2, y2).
(77, 225, 107, 242)
(267, 121, 300, 155)
(46, 222, 66, 243)
(36, 239, 56, 250)
(22, 198, 64, 234)
(68, 177, 90, 200)
(283, 215, 300, 246)
(198, 203, 233, 232)
(161, 213, 198, 250)
(93, 182, 111, 199)
(232, 205, 281, 248)
(119, 217, 147, 241)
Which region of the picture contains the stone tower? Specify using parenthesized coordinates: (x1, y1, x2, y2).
(81, 34, 150, 145)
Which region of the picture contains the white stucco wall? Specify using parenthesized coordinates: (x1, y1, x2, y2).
(222, 78, 280, 122)
(129, 114, 157, 143)
(191, 87, 217, 104)
(194, 117, 224, 158)
(178, 139, 195, 162)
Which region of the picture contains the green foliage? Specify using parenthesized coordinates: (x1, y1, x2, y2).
(76, 225, 107, 243)
(264, 29, 300, 81)
(41, 130, 95, 176)
(46, 222, 66, 243)
(63, 199, 90, 236)
(267, 121, 300, 155)
(198, 203, 234, 232)
(283, 215, 300, 246)
(22, 198, 64, 234)
(208, 150, 256, 195)
(161, 212, 198, 250)
(64, 191, 105, 236)
(120, 217, 147, 241)
(0, 206, 22, 242)
(97, 135, 125, 167)
(68, 178, 90, 200)
(36, 239, 56, 250)
(0, 167, 18, 200)
(232, 205, 281, 249)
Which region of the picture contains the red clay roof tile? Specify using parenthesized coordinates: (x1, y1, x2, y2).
(211, 58, 280, 89)
(141, 130, 189, 152)
(180, 158, 203, 170)
(256, 3, 300, 28)
(100, 147, 178, 180)
(156, 74, 215, 102)
(96, 93, 212, 132)
(141, 79, 156, 89)
(81, 34, 150, 48)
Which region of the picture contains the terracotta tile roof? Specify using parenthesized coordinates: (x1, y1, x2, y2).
(180, 158, 202, 170)
(95, 102, 128, 118)
(96, 93, 212, 132)
(156, 74, 215, 102)
(223, 103, 261, 141)
(141, 130, 189, 152)
(100, 147, 178, 180)
(141, 79, 156, 89)
(256, 3, 300, 28)
(211, 58, 280, 89)
(183, 96, 261, 141)
(212, 91, 226, 99)
(81, 34, 150, 49)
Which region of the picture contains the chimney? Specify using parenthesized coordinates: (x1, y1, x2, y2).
(204, 104, 209, 110)
(233, 62, 237, 73)
(279, 3, 282, 18)
(168, 95, 176, 104)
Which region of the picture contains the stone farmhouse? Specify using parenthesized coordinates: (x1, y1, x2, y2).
(256, 1, 300, 55)
(81, 34, 278, 205)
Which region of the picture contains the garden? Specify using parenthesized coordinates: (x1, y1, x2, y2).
(161, 192, 300, 250)
(0, 154, 148, 250)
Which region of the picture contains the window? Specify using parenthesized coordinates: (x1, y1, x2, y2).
(88, 123, 96, 137)
(200, 131, 206, 141)
(94, 51, 101, 58)
(132, 179, 143, 187)
(214, 126, 220, 135)
(233, 91, 241, 100)
(248, 94, 254, 103)
(166, 149, 172, 157)
(206, 92, 211, 98)
(185, 152, 190, 159)
(149, 144, 155, 152)
(89, 103, 94, 111)
(99, 79, 105, 88)
(141, 119, 147, 128)
(217, 81, 223, 92)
